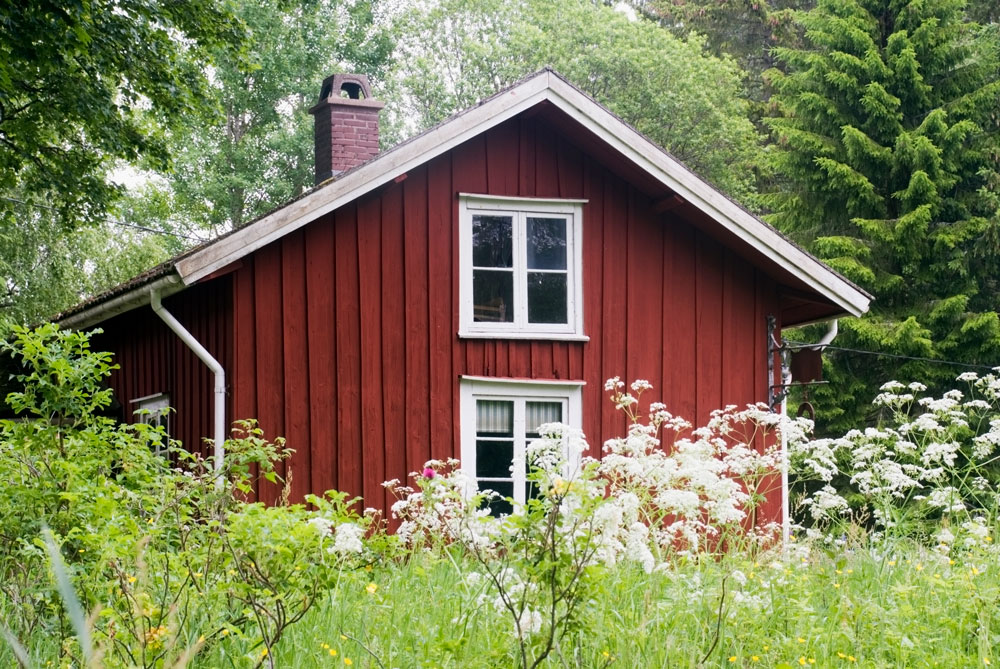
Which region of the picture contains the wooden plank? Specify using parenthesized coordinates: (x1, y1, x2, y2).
(695, 234, 724, 426)
(486, 119, 520, 196)
(725, 253, 757, 407)
(304, 216, 338, 497)
(600, 177, 628, 443)
(534, 118, 560, 198)
(426, 154, 454, 461)
(380, 183, 407, 513)
(626, 188, 663, 396)
(403, 167, 432, 471)
(518, 116, 536, 197)
(253, 244, 286, 503)
(452, 134, 488, 378)
(556, 135, 585, 198)
(335, 204, 363, 498)
(665, 220, 698, 425)
(358, 195, 386, 509)
(581, 159, 603, 453)
(282, 230, 311, 503)
(234, 266, 259, 498)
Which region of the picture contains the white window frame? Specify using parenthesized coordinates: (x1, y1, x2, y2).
(458, 193, 587, 340)
(459, 376, 584, 511)
(131, 392, 172, 456)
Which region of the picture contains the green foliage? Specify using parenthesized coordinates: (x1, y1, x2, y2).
(0, 0, 245, 227)
(387, 0, 763, 204)
(129, 0, 393, 234)
(765, 0, 1000, 432)
(639, 0, 811, 105)
(0, 326, 375, 668)
(0, 207, 175, 332)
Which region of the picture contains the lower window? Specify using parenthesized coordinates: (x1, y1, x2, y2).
(131, 392, 171, 456)
(459, 377, 583, 516)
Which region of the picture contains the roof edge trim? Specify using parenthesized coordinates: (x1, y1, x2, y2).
(57, 274, 184, 330)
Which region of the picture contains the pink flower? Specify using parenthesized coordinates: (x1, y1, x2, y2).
(422, 467, 436, 479)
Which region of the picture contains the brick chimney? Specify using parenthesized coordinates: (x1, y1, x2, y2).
(309, 73, 384, 185)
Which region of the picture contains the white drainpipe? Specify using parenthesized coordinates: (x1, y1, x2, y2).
(782, 318, 839, 546)
(781, 365, 792, 545)
(150, 288, 226, 489)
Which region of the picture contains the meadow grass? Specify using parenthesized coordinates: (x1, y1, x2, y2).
(154, 537, 998, 669)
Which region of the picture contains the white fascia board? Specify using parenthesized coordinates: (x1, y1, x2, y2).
(543, 75, 870, 317)
(57, 274, 184, 330)
(176, 75, 554, 285)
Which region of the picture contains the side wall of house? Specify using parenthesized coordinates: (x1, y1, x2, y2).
(91, 278, 234, 460)
(229, 115, 782, 518)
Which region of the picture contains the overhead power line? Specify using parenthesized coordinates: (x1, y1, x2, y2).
(1, 196, 203, 242)
(786, 341, 998, 371)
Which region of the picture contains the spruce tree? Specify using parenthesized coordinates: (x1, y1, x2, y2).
(765, 0, 1000, 432)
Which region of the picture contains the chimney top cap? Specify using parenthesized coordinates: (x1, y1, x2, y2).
(317, 73, 374, 104)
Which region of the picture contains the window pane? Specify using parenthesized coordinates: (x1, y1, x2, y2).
(476, 440, 513, 478)
(526, 401, 562, 435)
(473, 270, 514, 322)
(476, 399, 513, 434)
(480, 480, 514, 517)
(472, 215, 513, 268)
(526, 217, 567, 270)
(527, 273, 567, 323)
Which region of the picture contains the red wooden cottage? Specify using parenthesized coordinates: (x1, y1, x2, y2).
(56, 69, 871, 515)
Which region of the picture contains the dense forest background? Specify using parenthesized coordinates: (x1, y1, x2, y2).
(2, 0, 998, 431)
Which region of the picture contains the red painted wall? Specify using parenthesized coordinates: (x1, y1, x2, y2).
(92, 278, 234, 460)
(226, 115, 782, 514)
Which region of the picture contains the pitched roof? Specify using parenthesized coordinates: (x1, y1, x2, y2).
(57, 68, 871, 329)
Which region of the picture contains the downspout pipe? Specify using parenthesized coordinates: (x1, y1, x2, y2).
(816, 319, 838, 349)
(150, 288, 226, 490)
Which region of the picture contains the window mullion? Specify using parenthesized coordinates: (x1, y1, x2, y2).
(515, 212, 528, 328)
(513, 399, 526, 505)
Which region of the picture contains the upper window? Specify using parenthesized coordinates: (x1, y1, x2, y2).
(458, 194, 586, 340)
(459, 377, 583, 516)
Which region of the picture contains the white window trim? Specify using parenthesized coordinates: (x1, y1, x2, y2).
(459, 376, 584, 509)
(458, 193, 587, 340)
(131, 392, 171, 455)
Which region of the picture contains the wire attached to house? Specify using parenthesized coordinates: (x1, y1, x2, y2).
(786, 341, 998, 371)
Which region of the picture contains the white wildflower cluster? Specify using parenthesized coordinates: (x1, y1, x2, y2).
(598, 384, 800, 558)
(801, 484, 849, 521)
(384, 459, 500, 551)
(795, 370, 1000, 544)
(305, 516, 367, 556)
(331, 522, 366, 554)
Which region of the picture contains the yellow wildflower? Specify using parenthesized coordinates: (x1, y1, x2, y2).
(729, 656, 737, 663)
(799, 657, 807, 666)
(329, 649, 337, 657)
(366, 582, 378, 594)
(344, 659, 353, 666)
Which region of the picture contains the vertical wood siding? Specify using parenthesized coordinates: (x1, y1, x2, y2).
(226, 115, 782, 515)
(93, 278, 234, 459)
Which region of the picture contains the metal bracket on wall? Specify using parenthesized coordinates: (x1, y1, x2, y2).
(766, 314, 786, 411)
(767, 314, 829, 412)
